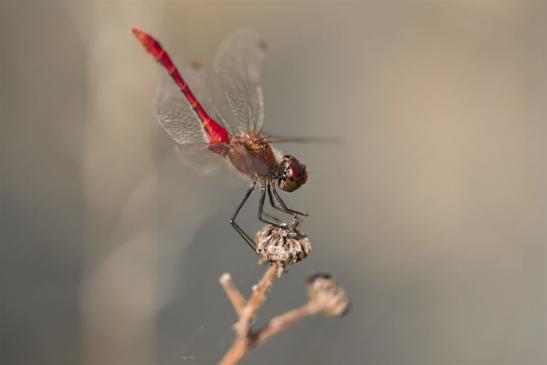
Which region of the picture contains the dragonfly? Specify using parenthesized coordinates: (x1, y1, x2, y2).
(132, 28, 308, 250)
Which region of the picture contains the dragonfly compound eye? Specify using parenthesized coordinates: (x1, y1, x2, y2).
(277, 155, 308, 192)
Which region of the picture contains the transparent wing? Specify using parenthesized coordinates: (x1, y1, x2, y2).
(214, 29, 266, 134)
(154, 63, 233, 145)
(174, 144, 228, 176)
(261, 134, 344, 144)
(174, 144, 248, 188)
(154, 72, 206, 145)
(182, 62, 235, 135)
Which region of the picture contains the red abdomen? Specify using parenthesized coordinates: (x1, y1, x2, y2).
(133, 28, 230, 146)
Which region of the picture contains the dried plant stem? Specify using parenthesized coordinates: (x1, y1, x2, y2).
(218, 223, 349, 365)
(218, 266, 349, 365)
(219, 264, 281, 365)
(219, 273, 246, 317)
(253, 301, 320, 346)
(236, 264, 279, 335)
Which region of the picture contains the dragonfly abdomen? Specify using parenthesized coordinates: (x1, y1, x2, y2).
(133, 28, 230, 146)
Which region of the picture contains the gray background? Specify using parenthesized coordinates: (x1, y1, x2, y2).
(1, 1, 545, 365)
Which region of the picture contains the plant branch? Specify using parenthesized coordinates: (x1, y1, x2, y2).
(219, 273, 246, 317)
(217, 222, 349, 365)
(219, 264, 282, 365)
(254, 301, 320, 346)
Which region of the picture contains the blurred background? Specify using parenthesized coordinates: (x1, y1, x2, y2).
(1, 1, 545, 365)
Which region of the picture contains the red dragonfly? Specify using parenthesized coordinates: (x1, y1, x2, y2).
(133, 28, 308, 250)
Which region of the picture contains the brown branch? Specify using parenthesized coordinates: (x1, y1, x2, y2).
(217, 221, 349, 365)
(254, 301, 320, 346)
(219, 264, 282, 365)
(219, 273, 246, 317)
(235, 264, 280, 336)
(218, 267, 349, 365)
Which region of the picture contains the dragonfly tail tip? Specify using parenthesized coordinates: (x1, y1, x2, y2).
(132, 27, 148, 43)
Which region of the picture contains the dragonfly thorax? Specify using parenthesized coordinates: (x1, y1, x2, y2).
(226, 135, 278, 180)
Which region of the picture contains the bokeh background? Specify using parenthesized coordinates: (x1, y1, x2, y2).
(1, 1, 545, 365)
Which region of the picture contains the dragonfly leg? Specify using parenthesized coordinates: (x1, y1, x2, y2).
(267, 184, 291, 215)
(255, 183, 281, 223)
(262, 211, 282, 224)
(230, 182, 257, 251)
(258, 187, 285, 227)
(232, 223, 256, 251)
(271, 185, 309, 217)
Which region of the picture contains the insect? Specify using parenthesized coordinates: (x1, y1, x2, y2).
(132, 28, 308, 250)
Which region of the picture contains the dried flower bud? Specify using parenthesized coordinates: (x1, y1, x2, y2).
(255, 222, 311, 266)
(307, 273, 350, 317)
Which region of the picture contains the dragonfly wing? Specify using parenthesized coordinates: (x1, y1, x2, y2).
(174, 144, 247, 188)
(261, 134, 344, 144)
(182, 62, 235, 135)
(174, 144, 230, 176)
(214, 29, 266, 134)
(154, 73, 208, 145)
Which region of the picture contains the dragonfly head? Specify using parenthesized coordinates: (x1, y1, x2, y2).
(277, 155, 308, 192)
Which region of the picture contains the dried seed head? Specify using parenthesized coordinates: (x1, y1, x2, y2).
(255, 222, 311, 266)
(307, 273, 350, 317)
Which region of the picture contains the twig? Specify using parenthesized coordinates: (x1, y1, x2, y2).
(218, 221, 349, 365)
(219, 264, 282, 365)
(218, 266, 349, 365)
(236, 264, 281, 335)
(219, 273, 246, 317)
(254, 301, 320, 346)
